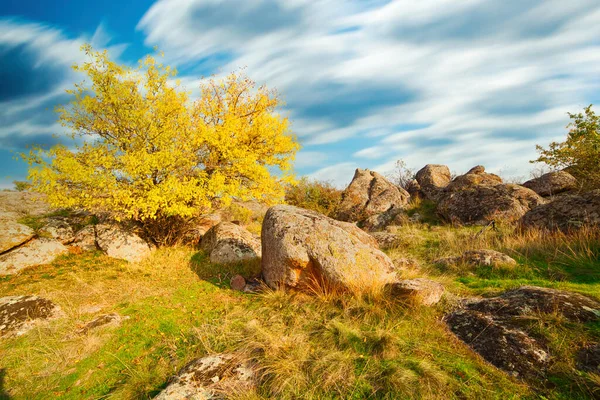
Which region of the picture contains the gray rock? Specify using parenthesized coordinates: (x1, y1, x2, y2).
(200, 222, 261, 264)
(386, 278, 444, 306)
(154, 353, 255, 400)
(522, 171, 578, 197)
(0, 238, 68, 275)
(520, 190, 600, 231)
(0, 295, 61, 338)
(261, 205, 396, 291)
(96, 224, 153, 263)
(360, 208, 407, 232)
(576, 344, 600, 373)
(336, 169, 409, 222)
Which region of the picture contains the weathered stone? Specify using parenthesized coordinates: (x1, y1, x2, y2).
(95, 224, 153, 263)
(70, 225, 97, 251)
(445, 286, 600, 381)
(446, 309, 549, 380)
(0, 238, 68, 275)
(465, 286, 600, 323)
(360, 208, 408, 232)
(444, 166, 503, 193)
(230, 275, 247, 291)
(154, 353, 255, 400)
(369, 232, 402, 250)
(0, 295, 61, 337)
(386, 278, 444, 306)
(200, 222, 261, 264)
(522, 171, 578, 197)
(0, 220, 34, 254)
(520, 190, 600, 231)
(40, 217, 74, 244)
(261, 205, 395, 291)
(415, 164, 451, 201)
(336, 169, 409, 222)
(435, 250, 517, 268)
(76, 313, 127, 335)
(437, 184, 545, 225)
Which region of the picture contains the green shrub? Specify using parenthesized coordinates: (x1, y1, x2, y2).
(285, 177, 342, 217)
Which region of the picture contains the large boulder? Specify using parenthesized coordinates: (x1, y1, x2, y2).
(0, 219, 35, 254)
(154, 353, 255, 400)
(522, 171, 578, 197)
(415, 164, 452, 201)
(261, 205, 396, 291)
(360, 207, 407, 232)
(446, 286, 600, 381)
(437, 184, 545, 225)
(95, 224, 153, 263)
(336, 169, 409, 222)
(200, 222, 261, 264)
(520, 190, 600, 231)
(0, 295, 61, 338)
(444, 166, 503, 193)
(0, 238, 68, 275)
(0, 191, 52, 217)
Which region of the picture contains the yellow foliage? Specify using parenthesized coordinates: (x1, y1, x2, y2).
(23, 44, 299, 244)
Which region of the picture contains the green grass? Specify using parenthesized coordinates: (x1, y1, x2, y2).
(0, 222, 599, 399)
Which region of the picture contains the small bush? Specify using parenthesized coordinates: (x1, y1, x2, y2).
(13, 180, 31, 192)
(285, 177, 342, 217)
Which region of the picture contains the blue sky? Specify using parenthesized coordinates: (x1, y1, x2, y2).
(1, 0, 600, 188)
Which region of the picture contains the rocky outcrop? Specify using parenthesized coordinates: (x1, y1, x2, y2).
(154, 353, 255, 400)
(446, 286, 600, 381)
(520, 190, 600, 231)
(415, 164, 451, 201)
(261, 205, 396, 291)
(444, 166, 502, 193)
(437, 184, 545, 225)
(0, 238, 68, 275)
(0, 295, 61, 337)
(200, 222, 261, 264)
(0, 220, 35, 254)
(0, 191, 52, 216)
(336, 169, 409, 222)
(386, 278, 444, 306)
(95, 224, 153, 263)
(522, 171, 578, 197)
(435, 250, 517, 268)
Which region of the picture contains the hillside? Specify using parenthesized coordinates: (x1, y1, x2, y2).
(0, 164, 599, 399)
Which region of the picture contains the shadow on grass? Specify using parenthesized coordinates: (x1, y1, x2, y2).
(0, 369, 10, 400)
(189, 251, 262, 289)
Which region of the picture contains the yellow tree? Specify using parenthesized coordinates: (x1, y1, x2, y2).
(25, 45, 299, 245)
